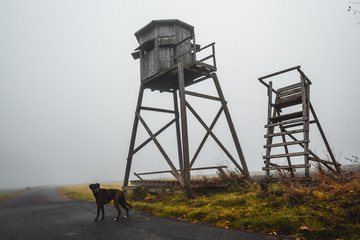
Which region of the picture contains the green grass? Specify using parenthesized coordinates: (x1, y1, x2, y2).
(58, 172, 360, 240)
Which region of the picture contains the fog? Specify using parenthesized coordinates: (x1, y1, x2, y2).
(1, 0, 359, 189)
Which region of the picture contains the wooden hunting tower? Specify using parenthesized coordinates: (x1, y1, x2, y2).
(123, 19, 250, 191)
(258, 66, 342, 187)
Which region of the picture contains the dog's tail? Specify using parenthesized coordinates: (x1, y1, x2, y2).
(125, 200, 132, 209)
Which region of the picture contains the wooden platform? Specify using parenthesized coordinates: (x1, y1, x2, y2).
(141, 61, 216, 91)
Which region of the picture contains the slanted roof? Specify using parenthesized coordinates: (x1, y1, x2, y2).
(134, 19, 194, 41)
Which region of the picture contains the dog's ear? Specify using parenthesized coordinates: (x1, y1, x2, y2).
(95, 183, 100, 188)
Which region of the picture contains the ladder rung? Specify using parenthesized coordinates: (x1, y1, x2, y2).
(264, 129, 305, 138)
(270, 111, 303, 123)
(263, 164, 311, 170)
(263, 151, 310, 159)
(282, 120, 316, 129)
(265, 117, 308, 128)
(263, 140, 309, 148)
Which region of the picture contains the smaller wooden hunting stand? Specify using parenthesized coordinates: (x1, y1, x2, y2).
(123, 20, 249, 191)
(258, 66, 341, 186)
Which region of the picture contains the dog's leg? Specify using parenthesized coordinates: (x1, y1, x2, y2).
(120, 201, 129, 219)
(94, 205, 101, 221)
(113, 200, 121, 221)
(101, 205, 105, 220)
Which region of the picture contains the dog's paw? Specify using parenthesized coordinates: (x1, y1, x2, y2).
(93, 218, 98, 221)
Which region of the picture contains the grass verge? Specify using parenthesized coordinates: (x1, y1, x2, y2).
(0, 188, 27, 202)
(59, 171, 360, 240)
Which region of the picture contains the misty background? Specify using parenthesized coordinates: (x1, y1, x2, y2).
(1, 0, 359, 189)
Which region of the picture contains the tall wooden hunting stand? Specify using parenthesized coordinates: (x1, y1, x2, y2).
(123, 20, 249, 191)
(258, 66, 341, 186)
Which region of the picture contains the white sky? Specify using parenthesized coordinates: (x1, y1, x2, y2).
(1, 0, 359, 189)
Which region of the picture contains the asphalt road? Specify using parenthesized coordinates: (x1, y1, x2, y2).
(0, 187, 294, 240)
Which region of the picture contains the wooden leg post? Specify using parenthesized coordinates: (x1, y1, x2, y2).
(178, 63, 191, 191)
(123, 85, 145, 191)
(212, 73, 250, 179)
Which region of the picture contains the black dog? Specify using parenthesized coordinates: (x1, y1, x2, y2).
(89, 183, 132, 221)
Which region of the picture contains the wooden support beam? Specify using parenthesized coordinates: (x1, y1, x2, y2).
(123, 85, 145, 190)
(173, 91, 184, 175)
(130, 118, 177, 157)
(212, 73, 250, 178)
(178, 62, 191, 189)
(140, 106, 176, 114)
(184, 90, 221, 101)
(310, 102, 342, 174)
(136, 112, 186, 188)
(185, 101, 246, 176)
(190, 107, 224, 168)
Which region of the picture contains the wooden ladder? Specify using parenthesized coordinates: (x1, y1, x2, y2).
(259, 66, 341, 186)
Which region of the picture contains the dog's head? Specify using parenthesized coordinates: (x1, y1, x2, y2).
(89, 183, 100, 196)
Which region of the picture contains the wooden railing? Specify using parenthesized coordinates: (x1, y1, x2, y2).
(172, 35, 216, 70)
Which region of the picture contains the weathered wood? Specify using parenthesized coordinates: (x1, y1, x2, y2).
(178, 62, 191, 189)
(264, 128, 305, 138)
(130, 179, 229, 188)
(173, 91, 183, 175)
(136, 112, 186, 188)
(265, 81, 274, 181)
(212, 74, 249, 178)
(134, 172, 143, 180)
(300, 75, 311, 184)
(278, 87, 302, 97)
(275, 93, 302, 109)
(123, 85, 145, 191)
(186, 101, 246, 176)
(258, 65, 301, 81)
(270, 111, 303, 123)
(134, 165, 228, 177)
(190, 107, 224, 168)
(263, 164, 311, 170)
(297, 67, 312, 84)
(264, 140, 309, 148)
(265, 117, 308, 128)
(127, 20, 249, 192)
(134, 20, 194, 82)
(184, 90, 221, 101)
(130, 118, 177, 157)
(277, 82, 302, 93)
(310, 103, 342, 174)
(140, 106, 176, 114)
(308, 157, 340, 166)
(263, 151, 310, 159)
(282, 120, 316, 129)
